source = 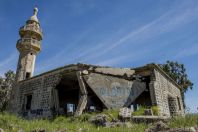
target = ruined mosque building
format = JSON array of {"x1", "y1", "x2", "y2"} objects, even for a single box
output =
[{"x1": 9, "y1": 8, "x2": 184, "y2": 118}]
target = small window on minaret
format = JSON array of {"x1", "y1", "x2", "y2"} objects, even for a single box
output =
[{"x1": 26, "y1": 72, "x2": 31, "y2": 79}]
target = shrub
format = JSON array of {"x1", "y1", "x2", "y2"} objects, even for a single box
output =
[
  {"x1": 132, "y1": 106, "x2": 159, "y2": 116},
  {"x1": 132, "y1": 106, "x2": 145, "y2": 116},
  {"x1": 53, "y1": 116, "x2": 68, "y2": 124},
  {"x1": 101, "y1": 109, "x2": 119, "y2": 120},
  {"x1": 76, "y1": 113, "x2": 93, "y2": 122},
  {"x1": 151, "y1": 106, "x2": 159, "y2": 115}
]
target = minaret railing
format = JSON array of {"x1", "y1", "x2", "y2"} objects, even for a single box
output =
[
  {"x1": 17, "y1": 38, "x2": 41, "y2": 48},
  {"x1": 20, "y1": 25, "x2": 42, "y2": 36}
]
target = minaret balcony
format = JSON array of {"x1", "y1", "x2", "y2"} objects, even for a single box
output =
[
  {"x1": 16, "y1": 38, "x2": 41, "y2": 52},
  {"x1": 19, "y1": 25, "x2": 43, "y2": 39}
]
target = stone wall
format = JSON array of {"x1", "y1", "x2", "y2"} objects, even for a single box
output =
[
  {"x1": 10, "y1": 70, "x2": 62, "y2": 118},
  {"x1": 151, "y1": 69, "x2": 184, "y2": 116},
  {"x1": 16, "y1": 52, "x2": 36, "y2": 82}
]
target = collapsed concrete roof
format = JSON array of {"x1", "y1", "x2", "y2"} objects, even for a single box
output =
[
  {"x1": 20, "y1": 63, "x2": 171, "y2": 85},
  {"x1": 19, "y1": 63, "x2": 180, "y2": 90}
]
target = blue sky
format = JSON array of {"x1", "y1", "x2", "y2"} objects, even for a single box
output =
[{"x1": 0, "y1": 0, "x2": 198, "y2": 112}]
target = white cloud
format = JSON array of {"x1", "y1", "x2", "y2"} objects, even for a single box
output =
[
  {"x1": 174, "y1": 44, "x2": 198, "y2": 59},
  {"x1": 95, "y1": 47, "x2": 151, "y2": 66},
  {"x1": 35, "y1": 3, "x2": 198, "y2": 73},
  {"x1": 0, "y1": 52, "x2": 17, "y2": 75},
  {"x1": 35, "y1": 27, "x2": 96, "y2": 74},
  {"x1": 76, "y1": 4, "x2": 198, "y2": 63},
  {"x1": 116, "y1": 9, "x2": 195, "y2": 51}
]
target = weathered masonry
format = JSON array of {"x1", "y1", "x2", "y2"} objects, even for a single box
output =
[
  {"x1": 9, "y1": 8, "x2": 184, "y2": 118},
  {"x1": 10, "y1": 63, "x2": 184, "y2": 118}
]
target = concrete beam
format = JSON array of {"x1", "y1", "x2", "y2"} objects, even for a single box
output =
[
  {"x1": 94, "y1": 67, "x2": 135, "y2": 77},
  {"x1": 75, "y1": 71, "x2": 88, "y2": 116}
]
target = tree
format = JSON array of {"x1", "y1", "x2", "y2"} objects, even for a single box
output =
[
  {"x1": 159, "y1": 61, "x2": 193, "y2": 108},
  {"x1": 0, "y1": 70, "x2": 15, "y2": 112}
]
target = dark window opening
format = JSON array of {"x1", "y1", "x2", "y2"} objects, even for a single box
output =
[
  {"x1": 177, "y1": 97, "x2": 181, "y2": 110},
  {"x1": 168, "y1": 96, "x2": 177, "y2": 116},
  {"x1": 26, "y1": 72, "x2": 31, "y2": 79},
  {"x1": 26, "y1": 95, "x2": 32, "y2": 110},
  {"x1": 30, "y1": 53, "x2": 33, "y2": 55}
]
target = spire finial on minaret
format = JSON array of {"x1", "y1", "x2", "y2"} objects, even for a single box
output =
[
  {"x1": 29, "y1": 6, "x2": 39, "y2": 22},
  {"x1": 34, "y1": 7, "x2": 38, "y2": 16}
]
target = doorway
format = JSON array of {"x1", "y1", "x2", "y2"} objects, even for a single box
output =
[{"x1": 55, "y1": 72, "x2": 80, "y2": 115}]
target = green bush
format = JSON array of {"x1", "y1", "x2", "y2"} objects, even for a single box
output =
[
  {"x1": 53, "y1": 115, "x2": 69, "y2": 124},
  {"x1": 132, "y1": 106, "x2": 159, "y2": 116},
  {"x1": 75, "y1": 112, "x2": 93, "y2": 122},
  {"x1": 132, "y1": 106, "x2": 145, "y2": 116},
  {"x1": 151, "y1": 106, "x2": 159, "y2": 115},
  {"x1": 101, "y1": 109, "x2": 119, "y2": 120}
]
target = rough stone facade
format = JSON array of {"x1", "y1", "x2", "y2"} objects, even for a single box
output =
[
  {"x1": 9, "y1": 64, "x2": 184, "y2": 118},
  {"x1": 9, "y1": 8, "x2": 184, "y2": 118},
  {"x1": 136, "y1": 65, "x2": 184, "y2": 117},
  {"x1": 152, "y1": 69, "x2": 184, "y2": 116}
]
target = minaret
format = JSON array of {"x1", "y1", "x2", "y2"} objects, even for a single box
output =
[{"x1": 16, "y1": 7, "x2": 43, "y2": 82}]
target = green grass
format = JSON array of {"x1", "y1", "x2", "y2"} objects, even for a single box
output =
[
  {"x1": 0, "y1": 112, "x2": 147, "y2": 132},
  {"x1": 132, "y1": 106, "x2": 159, "y2": 116},
  {"x1": 0, "y1": 112, "x2": 197, "y2": 132},
  {"x1": 151, "y1": 106, "x2": 159, "y2": 116},
  {"x1": 168, "y1": 114, "x2": 198, "y2": 128},
  {"x1": 101, "y1": 109, "x2": 119, "y2": 121},
  {"x1": 132, "y1": 107, "x2": 145, "y2": 116}
]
